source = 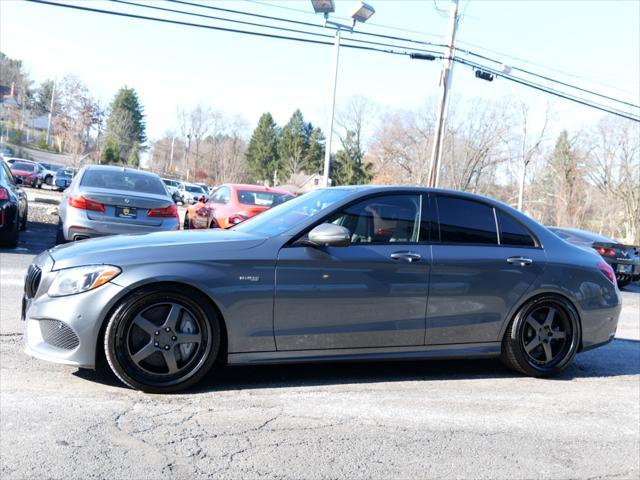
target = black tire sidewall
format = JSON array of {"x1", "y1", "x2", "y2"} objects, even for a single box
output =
[{"x1": 104, "y1": 286, "x2": 221, "y2": 393}]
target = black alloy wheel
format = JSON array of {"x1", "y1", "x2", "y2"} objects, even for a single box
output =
[
  {"x1": 104, "y1": 286, "x2": 221, "y2": 393},
  {"x1": 501, "y1": 295, "x2": 580, "y2": 377}
]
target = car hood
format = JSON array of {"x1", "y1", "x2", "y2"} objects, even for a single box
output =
[{"x1": 49, "y1": 229, "x2": 267, "y2": 270}]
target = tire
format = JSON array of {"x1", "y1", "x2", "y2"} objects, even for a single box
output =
[
  {"x1": 36, "y1": 180, "x2": 42, "y2": 189},
  {"x1": 617, "y1": 278, "x2": 630, "y2": 289},
  {"x1": 501, "y1": 295, "x2": 580, "y2": 377},
  {"x1": 45, "y1": 175, "x2": 53, "y2": 186},
  {"x1": 0, "y1": 214, "x2": 19, "y2": 248},
  {"x1": 183, "y1": 213, "x2": 190, "y2": 230},
  {"x1": 55, "y1": 218, "x2": 66, "y2": 245},
  {"x1": 19, "y1": 206, "x2": 27, "y2": 231},
  {"x1": 104, "y1": 285, "x2": 221, "y2": 393}
]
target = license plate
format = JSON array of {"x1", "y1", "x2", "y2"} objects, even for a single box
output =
[
  {"x1": 616, "y1": 264, "x2": 632, "y2": 274},
  {"x1": 116, "y1": 206, "x2": 137, "y2": 218}
]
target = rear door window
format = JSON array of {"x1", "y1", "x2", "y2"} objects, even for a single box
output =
[
  {"x1": 496, "y1": 210, "x2": 536, "y2": 247},
  {"x1": 435, "y1": 196, "x2": 498, "y2": 245}
]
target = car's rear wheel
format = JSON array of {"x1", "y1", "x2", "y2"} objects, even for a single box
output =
[
  {"x1": 55, "y1": 218, "x2": 66, "y2": 244},
  {"x1": 501, "y1": 295, "x2": 580, "y2": 377},
  {"x1": 0, "y1": 214, "x2": 19, "y2": 248},
  {"x1": 183, "y1": 213, "x2": 190, "y2": 230},
  {"x1": 104, "y1": 286, "x2": 221, "y2": 393},
  {"x1": 19, "y1": 206, "x2": 27, "y2": 231}
]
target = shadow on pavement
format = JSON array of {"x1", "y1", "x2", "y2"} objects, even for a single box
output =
[
  {"x1": 74, "y1": 337, "x2": 640, "y2": 394},
  {"x1": 0, "y1": 221, "x2": 56, "y2": 256}
]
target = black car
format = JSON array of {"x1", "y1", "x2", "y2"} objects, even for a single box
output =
[
  {"x1": 0, "y1": 160, "x2": 28, "y2": 248},
  {"x1": 549, "y1": 227, "x2": 640, "y2": 287},
  {"x1": 53, "y1": 167, "x2": 76, "y2": 191}
]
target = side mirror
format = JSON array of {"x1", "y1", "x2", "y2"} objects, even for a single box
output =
[
  {"x1": 14, "y1": 176, "x2": 23, "y2": 185},
  {"x1": 307, "y1": 223, "x2": 351, "y2": 247},
  {"x1": 197, "y1": 195, "x2": 208, "y2": 203}
]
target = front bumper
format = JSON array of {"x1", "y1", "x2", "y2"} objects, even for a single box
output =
[{"x1": 23, "y1": 267, "x2": 126, "y2": 368}]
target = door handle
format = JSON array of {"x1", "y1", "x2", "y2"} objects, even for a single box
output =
[
  {"x1": 507, "y1": 256, "x2": 533, "y2": 266},
  {"x1": 390, "y1": 251, "x2": 422, "y2": 263}
]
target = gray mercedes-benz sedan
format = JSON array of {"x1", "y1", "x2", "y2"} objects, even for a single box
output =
[
  {"x1": 23, "y1": 186, "x2": 621, "y2": 392},
  {"x1": 56, "y1": 165, "x2": 179, "y2": 242}
]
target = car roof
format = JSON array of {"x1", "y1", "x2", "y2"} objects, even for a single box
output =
[
  {"x1": 224, "y1": 183, "x2": 295, "y2": 194},
  {"x1": 82, "y1": 164, "x2": 159, "y2": 178}
]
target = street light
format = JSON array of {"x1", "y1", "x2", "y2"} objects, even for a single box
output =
[{"x1": 311, "y1": 1, "x2": 375, "y2": 187}]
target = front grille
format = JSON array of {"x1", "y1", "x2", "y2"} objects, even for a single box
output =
[
  {"x1": 24, "y1": 265, "x2": 42, "y2": 299},
  {"x1": 39, "y1": 320, "x2": 80, "y2": 350}
]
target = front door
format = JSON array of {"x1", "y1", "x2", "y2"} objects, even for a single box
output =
[{"x1": 274, "y1": 194, "x2": 430, "y2": 351}]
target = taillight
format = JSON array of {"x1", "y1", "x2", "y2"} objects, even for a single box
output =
[
  {"x1": 195, "y1": 207, "x2": 212, "y2": 217},
  {"x1": 597, "y1": 261, "x2": 617, "y2": 286},
  {"x1": 147, "y1": 204, "x2": 179, "y2": 218},
  {"x1": 595, "y1": 247, "x2": 616, "y2": 256},
  {"x1": 229, "y1": 214, "x2": 248, "y2": 225},
  {"x1": 0, "y1": 187, "x2": 8, "y2": 200},
  {"x1": 69, "y1": 196, "x2": 105, "y2": 212}
]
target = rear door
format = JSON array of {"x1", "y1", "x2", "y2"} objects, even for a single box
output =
[
  {"x1": 426, "y1": 194, "x2": 546, "y2": 345},
  {"x1": 274, "y1": 193, "x2": 430, "y2": 350}
]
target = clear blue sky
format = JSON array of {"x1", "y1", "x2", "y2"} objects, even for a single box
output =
[{"x1": 1, "y1": 0, "x2": 639, "y2": 141}]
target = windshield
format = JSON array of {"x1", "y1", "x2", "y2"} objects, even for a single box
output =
[
  {"x1": 42, "y1": 163, "x2": 63, "y2": 171},
  {"x1": 233, "y1": 188, "x2": 354, "y2": 237},
  {"x1": 81, "y1": 169, "x2": 166, "y2": 195},
  {"x1": 238, "y1": 190, "x2": 294, "y2": 207},
  {"x1": 12, "y1": 162, "x2": 35, "y2": 172},
  {"x1": 163, "y1": 179, "x2": 179, "y2": 187},
  {"x1": 185, "y1": 185, "x2": 205, "y2": 194}
]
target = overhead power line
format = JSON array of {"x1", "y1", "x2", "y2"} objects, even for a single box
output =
[
  {"x1": 24, "y1": 0, "x2": 640, "y2": 123},
  {"x1": 25, "y1": 0, "x2": 410, "y2": 56},
  {"x1": 109, "y1": 0, "x2": 443, "y2": 58},
  {"x1": 455, "y1": 58, "x2": 640, "y2": 123}
]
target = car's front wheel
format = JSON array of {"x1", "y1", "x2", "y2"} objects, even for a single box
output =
[
  {"x1": 501, "y1": 295, "x2": 580, "y2": 377},
  {"x1": 104, "y1": 286, "x2": 221, "y2": 393}
]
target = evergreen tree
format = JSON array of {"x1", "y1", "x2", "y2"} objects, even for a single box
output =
[
  {"x1": 331, "y1": 130, "x2": 373, "y2": 186},
  {"x1": 278, "y1": 109, "x2": 308, "y2": 177},
  {"x1": 246, "y1": 112, "x2": 280, "y2": 183},
  {"x1": 101, "y1": 87, "x2": 146, "y2": 165},
  {"x1": 303, "y1": 127, "x2": 325, "y2": 174}
]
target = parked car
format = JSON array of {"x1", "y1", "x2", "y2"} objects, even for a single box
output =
[
  {"x1": 56, "y1": 165, "x2": 179, "y2": 243},
  {"x1": 38, "y1": 162, "x2": 65, "y2": 186},
  {"x1": 8, "y1": 159, "x2": 44, "y2": 188},
  {"x1": 208, "y1": 183, "x2": 294, "y2": 228},
  {"x1": 178, "y1": 183, "x2": 207, "y2": 205},
  {"x1": 53, "y1": 167, "x2": 76, "y2": 191},
  {"x1": 23, "y1": 186, "x2": 621, "y2": 393},
  {"x1": 0, "y1": 160, "x2": 28, "y2": 247},
  {"x1": 548, "y1": 227, "x2": 639, "y2": 287},
  {"x1": 161, "y1": 178, "x2": 183, "y2": 204},
  {"x1": 183, "y1": 194, "x2": 217, "y2": 229}
]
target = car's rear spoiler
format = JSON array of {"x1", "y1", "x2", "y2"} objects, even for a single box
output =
[{"x1": 593, "y1": 241, "x2": 640, "y2": 251}]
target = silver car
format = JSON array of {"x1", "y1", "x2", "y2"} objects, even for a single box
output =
[
  {"x1": 56, "y1": 165, "x2": 179, "y2": 242},
  {"x1": 24, "y1": 186, "x2": 621, "y2": 393}
]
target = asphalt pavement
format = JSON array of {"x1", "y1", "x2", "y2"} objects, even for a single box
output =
[{"x1": 0, "y1": 192, "x2": 638, "y2": 479}]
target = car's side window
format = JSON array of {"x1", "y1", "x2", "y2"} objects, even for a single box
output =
[
  {"x1": 496, "y1": 210, "x2": 536, "y2": 247},
  {"x1": 211, "y1": 187, "x2": 230, "y2": 204},
  {"x1": 1, "y1": 163, "x2": 16, "y2": 186},
  {"x1": 328, "y1": 195, "x2": 421, "y2": 244},
  {"x1": 434, "y1": 196, "x2": 498, "y2": 245}
]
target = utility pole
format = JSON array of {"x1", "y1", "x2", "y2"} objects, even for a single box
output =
[
  {"x1": 322, "y1": 27, "x2": 342, "y2": 188},
  {"x1": 168, "y1": 135, "x2": 175, "y2": 173},
  {"x1": 428, "y1": 0, "x2": 459, "y2": 188},
  {"x1": 46, "y1": 77, "x2": 57, "y2": 146}
]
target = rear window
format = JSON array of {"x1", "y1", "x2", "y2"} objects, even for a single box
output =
[
  {"x1": 435, "y1": 196, "x2": 498, "y2": 245},
  {"x1": 80, "y1": 169, "x2": 166, "y2": 195},
  {"x1": 185, "y1": 185, "x2": 205, "y2": 194},
  {"x1": 163, "y1": 179, "x2": 179, "y2": 187},
  {"x1": 238, "y1": 190, "x2": 294, "y2": 207},
  {"x1": 12, "y1": 162, "x2": 35, "y2": 172}
]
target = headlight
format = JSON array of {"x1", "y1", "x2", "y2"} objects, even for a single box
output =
[{"x1": 48, "y1": 265, "x2": 121, "y2": 297}]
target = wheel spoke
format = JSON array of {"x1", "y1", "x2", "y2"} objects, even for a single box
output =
[
  {"x1": 133, "y1": 314, "x2": 159, "y2": 336},
  {"x1": 525, "y1": 337, "x2": 541, "y2": 353},
  {"x1": 162, "y1": 349, "x2": 179, "y2": 374},
  {"x1": 526, "y1": 315, "x2": 543, "y2": 331},
  {"x1": 131, "y1": 341, "x2": 156, "y2": 364},
  {"x1": 543, "y1": 308, "x2": 556, "y2": 327},
  {"x1": 175, "y1": 333, "x2": 201, "y2": 344},
  {"x1": 163, "y1": 304, "x2": 181, "y2": 330},
  {"x1": 542, "y1": 342, "x2": 553, "y2": 362}
]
